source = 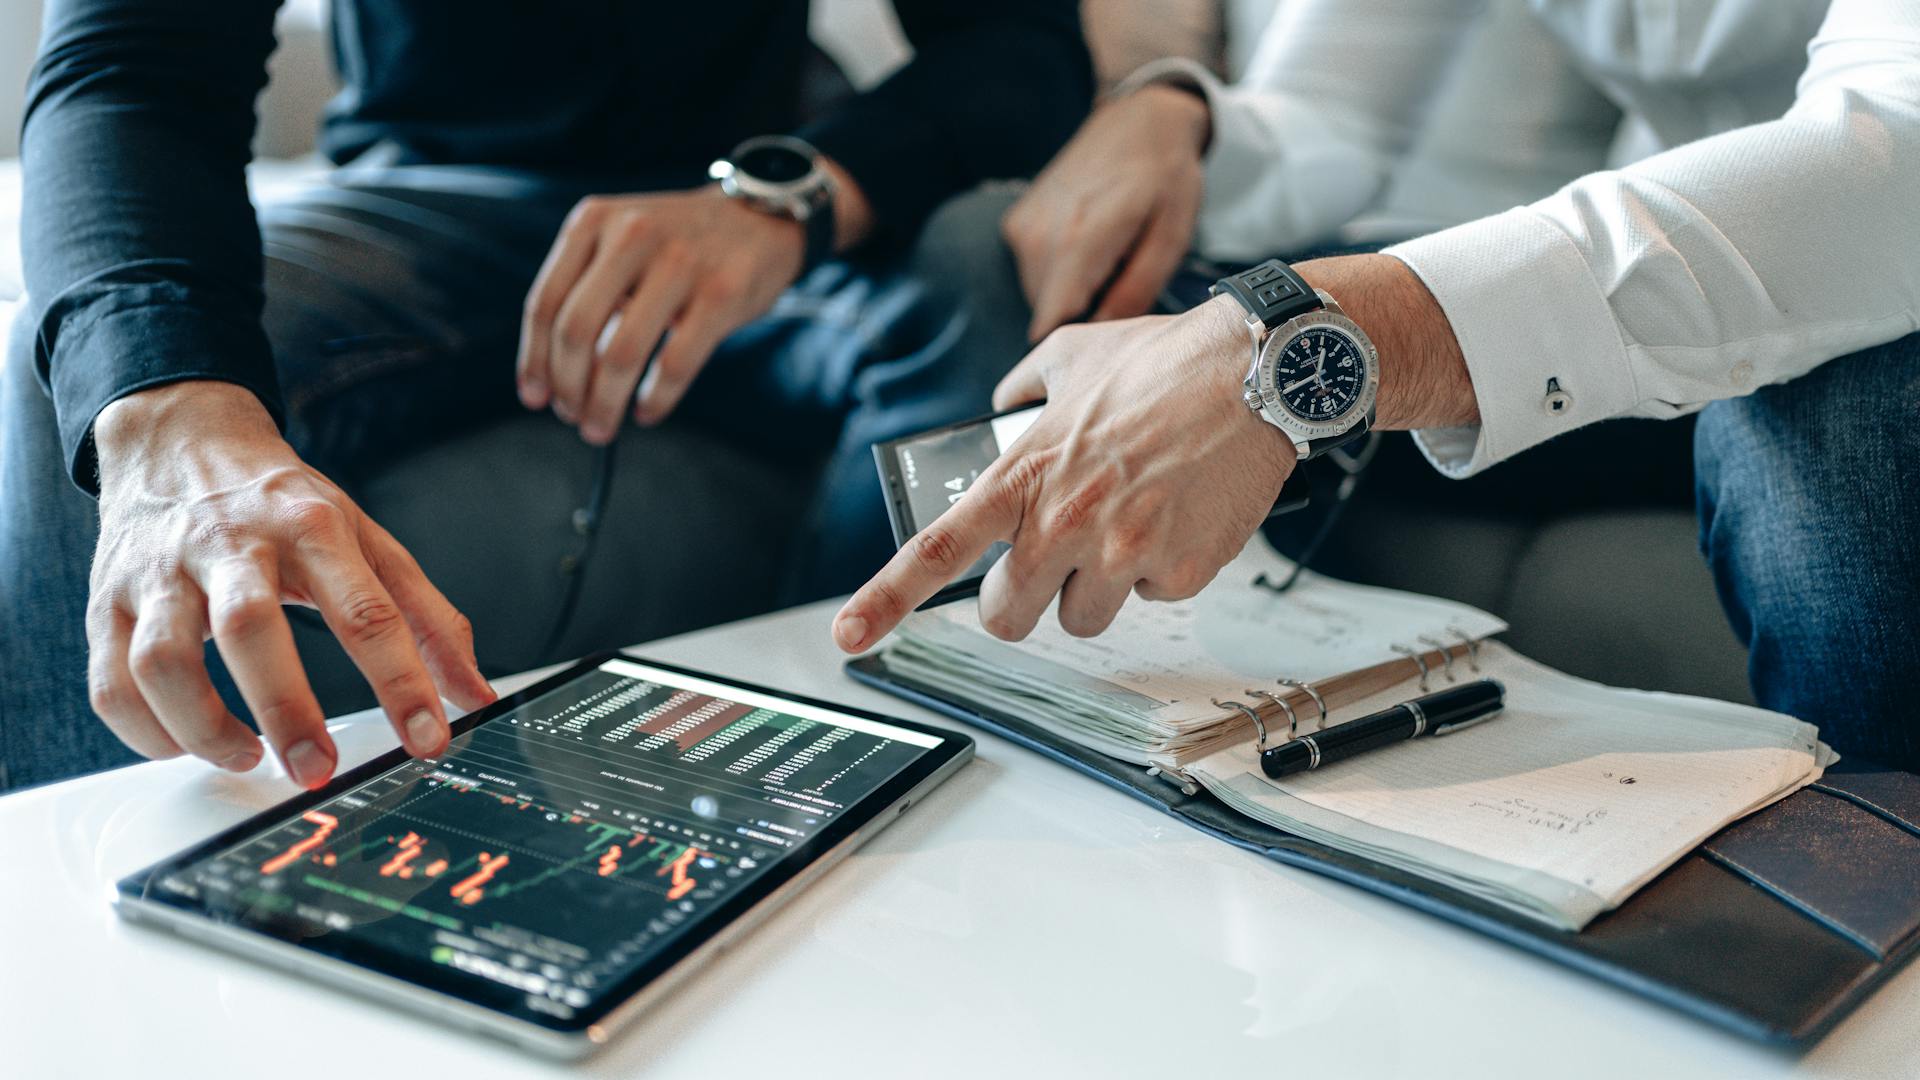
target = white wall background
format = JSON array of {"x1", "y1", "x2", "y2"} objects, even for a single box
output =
[{"x1": 2, "y1": 2, "x2": 43, "y2": 159}]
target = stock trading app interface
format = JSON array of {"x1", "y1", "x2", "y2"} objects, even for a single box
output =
[{"x1": 145, "y1": 659, "x2": 942, "y2": 1025}]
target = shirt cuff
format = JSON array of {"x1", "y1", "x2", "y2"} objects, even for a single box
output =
[
  {"x1": 1382, "y1": 207, "x2": 1634, "y2": 478},
  {"x1": 1113, "y1": 58, "x2": 1290, "y2": 261},
  {"x1": 37, "y1": 297, "x2": 283, "y2": 494}
]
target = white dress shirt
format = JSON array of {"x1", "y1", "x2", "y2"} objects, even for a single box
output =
[{"x1": 1126, "y1": 0, "x2": 1920, "y2": 477}]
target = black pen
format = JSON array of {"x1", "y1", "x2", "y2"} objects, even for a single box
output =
[{"x1": 1260, "y1": 678, "x2": 1507, "y2": 778}]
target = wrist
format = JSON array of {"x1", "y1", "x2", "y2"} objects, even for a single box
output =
[
  {"x1": 1130, "y1": 83, "x2": 1212, "y2": 158},
  {"x1": 1197, "y1": 294, "x2": 1299, "y2": 471},
  {"x1": 1295, "y1": 254, "x2": 1477, "y2": 431},
  {"x1": 817, "y1": 156, "x2": 874, "y2": 253},
  {"x1": 95, "y1": 380, "x2": 280, "y2": 465}
]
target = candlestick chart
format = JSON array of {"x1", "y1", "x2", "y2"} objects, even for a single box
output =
[{"x1": 155, "y1": 660, "x2": 935, "y2": 1017}]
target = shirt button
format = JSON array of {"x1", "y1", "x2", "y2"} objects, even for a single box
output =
[{"x1": 1543, "y1": 377, "x2": 1573, "y2": 417}]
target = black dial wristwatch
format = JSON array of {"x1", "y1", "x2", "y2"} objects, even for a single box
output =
[
  {"x1": 709, "y1": 135, "x2": 837, "y2": 275},
  {"x1": 1211, "y1": 259, "x2": 1379, "y2": 460}
]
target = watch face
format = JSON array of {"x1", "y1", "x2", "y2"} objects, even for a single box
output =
[
  {"x1": 1271, "y1": 327, "x2": 1366, "y2": 423},
  {"x1": 734, "y1": 143, "x2": 813, "y2": 184}
]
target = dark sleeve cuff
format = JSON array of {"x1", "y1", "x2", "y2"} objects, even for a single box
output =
[
  {"x1": 799, "y1": 8, "x2": 1091, "y2": 246},
  {"x1": 802, "y1": 94, "x2": 960, "y2": 247},
  {"x1": 37, "y1": 295, "x2": 283, "y2": 495}
]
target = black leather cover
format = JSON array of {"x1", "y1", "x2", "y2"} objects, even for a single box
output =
[{"x1": 847, "y1": 654, "x2": 1920, "y2": 1047}]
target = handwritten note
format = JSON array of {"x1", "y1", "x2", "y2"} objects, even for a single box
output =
[{"x1": 1190, "y1": 643, "x2": 1826, "y2": 928}]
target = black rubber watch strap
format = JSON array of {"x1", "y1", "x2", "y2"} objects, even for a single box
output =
[
  {"x1": 1210, "y1": 259, "x2": 1322, "y2": 331},
  {"x1": 801, "y1": 192, "x2": 835, "y2": 276},
  {"x1": 1304, "y1": 415, "x2": 1373, "y2": 459}
]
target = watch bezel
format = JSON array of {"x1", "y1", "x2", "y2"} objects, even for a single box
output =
[
  {"x1": 708, "y1": 135, "x2": 830, "y2": 222},
  {"x1": 1251, "y1": 310, "x2": 1380, "y2": 442}
]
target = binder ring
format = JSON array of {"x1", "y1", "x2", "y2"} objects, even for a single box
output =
[
  {"x1": 1246, "y1": 689, "x2": 1298, "y2": 741},
  {"x1": 1277, "y1": 678, "x2": 1328, "y2": 730},
  {"x1": 1392, "y1": 643, "x2": 1433, "y2": 692},
  {"x1": 1448, "y1": 627, "x2": 1482, "y2": 673},
  {"x1": 1418, "y1": 635, "x2": 1456, "y2": 682},
  {"x1": 1213, "y1": 698, "x2": 1269, "y2": 751}
]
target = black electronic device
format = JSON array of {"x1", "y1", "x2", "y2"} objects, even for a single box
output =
[{"x1": 114, "y1": 653, "x2": 972, "y2": 1059}]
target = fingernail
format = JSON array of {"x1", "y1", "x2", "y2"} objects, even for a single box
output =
[
  {"x1": 406, "y1": 709, "x2": 446, "y2": 753},
  {"x1": 836, "y1": 614, "x2": 868, "y2": 652},
  {"x1": 284, "y1": 740, "x2": 332, "y2": 789},
  {"x1": 519, "y1": 380, "x2": 546, "y2": 407},
  {"x1": 553, "y1": 401, "x2": 575, "y2": 423},
  {"x1": 219, "y1": 747, "x2": 262, "y2": 772},
  {"x1": 582, "y1": 423, "x2": 610, "y2": 444}
]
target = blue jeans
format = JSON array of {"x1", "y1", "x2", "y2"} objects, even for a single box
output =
[
  {"x1": 0, "y1": 172, "x2": 1022, "y2": 792},
  {"x1": 1696, "y1": 334, "x2": 1920, "y2": 772}
]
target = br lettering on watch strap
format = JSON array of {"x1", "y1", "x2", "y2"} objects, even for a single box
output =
[{"x1": 1210, "y1": 260, "x2": 1321, "y2": 330}]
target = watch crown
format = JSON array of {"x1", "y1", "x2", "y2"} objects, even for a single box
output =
[{"x1": 1243, "y1": 388, "x2": 1264, "y2": 412}]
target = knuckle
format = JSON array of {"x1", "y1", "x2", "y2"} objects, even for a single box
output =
[
  {"x1": 557, "y1": 313, "x2": 599, "y2": 351},
  {"x1": 283, "y1": 498, "x2": 349, "y2": 541},
  {"x1": 87, "y1": 673, "x2": 128, "y2": 719},
  {"x1": 1046, "y1": 487, "x2": 1102, "y2": 537},
  {"x1": 523, "y1": 289, "x2": 560, "y2": 325},
  {"x1": 210, "y1": 589, "x2": 280, "y2": 640},
  {"x1": 702, "y1": 270, "x2": 745, "y2": 305},
  {"x1": 1161, "y1": 559, "x2": 1214, "y2": 599},
  {"x1": 910, "y1": 527, "x2": 966, "y2": 575},
  {"x1": 378, "y1": 665, "x2": 433, "y2": 704},
  {"x1": 128, "y1": 634, "x2": 192, "y2": 682},
  {"x1": 614, "y1": 211, "x2": 653, "y2": 246},
  {"x1": 1105, "y1": 521, "x2": 1155, "y2": 564},
  {"x1": 979, "y1": 611, "x2": 1023, "y2": 642},
  {"x1": 568, "y1": 196, "x2": 608, "y2": 227},
  {"x1": 866, "y1": 580, "x2": 908, "y2": 622},
  {"x1": 1059, "y1": 607, "x2": 1107, "y2": 639},
  {"x1": 251, "y1": 695, "x2": 317, "y2": 736},
  {"x1": 337, "y1": 589, "x2": 407, "y2": 646}
]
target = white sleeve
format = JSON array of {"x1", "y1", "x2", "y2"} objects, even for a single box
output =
[
  {"x1": 1387, "y1": 0, "x2": 1920, "y2": 477},
  {"x1": 1116, "y1": 0, "x2": 1487, "y2": 262}
]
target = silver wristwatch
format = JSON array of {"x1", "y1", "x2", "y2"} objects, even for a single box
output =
[
  {"x1": 708, "y1": 135, "x2": 837, "y2": 274},
  {"x1": 1211, "y1": 259, "x2": 1379, "y2": 460}
]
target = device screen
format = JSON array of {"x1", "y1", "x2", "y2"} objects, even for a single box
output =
[
  {"x1": 873, "y1": 405, "x2": 1041, "y2": 600},
  {"x1": 124, "y1": 657, "x2": 948, "y2": 1030}
]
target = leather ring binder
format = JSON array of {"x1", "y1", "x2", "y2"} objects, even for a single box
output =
[
  {"x1": 1277, "y1": 678, "x2": 1328, "y2": 730},
  {"x1": 1392, "y1": 644, "x2": 1432, "y2": 692},
  {"x1": 1418, "y1": 635, "x2": 1457, "y2": 682},
  {"x1": 1214, "y1": 698, "x2": 1270, "y2": 750},
  {"x1": 1246, "y1": 689, "x2": 1297, "y2": 740},
  {"x1": 1448, "y1": 627, "x2": 1482, "y2": 672}
]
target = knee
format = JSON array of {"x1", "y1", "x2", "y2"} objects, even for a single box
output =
[
  {"x1": 1695, "y1": 338, "x2": 1920, "y2": 760},
  {"x1": 1696, "y1": 338, "x2": 1920, "y2": 582}
]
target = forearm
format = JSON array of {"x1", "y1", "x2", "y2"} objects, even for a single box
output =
[
  {"x1": 1297, "y1": 254, "x2": 1477, "y2": 431},
  {"x1": 1379, "y1": 0, "x2": 1920, "y2": 477},
  {"x1": 23, "y1": 0, "x2": 282, "y2": 492},
  {"x1": 801, "y1": 0, "x2": 1091, "y2": 244}
]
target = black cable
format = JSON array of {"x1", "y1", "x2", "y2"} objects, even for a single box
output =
[
  {"x1": 1254, "y1": 431, "x2": 1381, "y2": 594},
  {"x1": 539, "y1": 440, "x2": 619, "y2": 660}
]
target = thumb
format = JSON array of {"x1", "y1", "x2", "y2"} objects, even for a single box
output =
[{"x1": 992, "y1": 349, "x2": 1049, "y2": 412}]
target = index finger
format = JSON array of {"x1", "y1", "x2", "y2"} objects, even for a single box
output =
[
  {"x1": 518, "y1": 204, "x2": 604, "y2": 409},
  {"x1": 201, "y1": 557, "x2": 336, "y2": 789},
  {"x1": 832, "y1": 461, "x2": 1030, "y2": 652}
]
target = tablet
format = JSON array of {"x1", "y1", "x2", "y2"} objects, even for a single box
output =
[{"x1": 114, "y1": 653, "x2": 973, "y2": 1059}]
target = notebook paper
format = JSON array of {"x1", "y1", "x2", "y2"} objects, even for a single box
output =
[
  {"x1": 1188, "y1": 643, "x2": 1829, "y2": 929},
  {"x1": 889, "y1": 539, "x2": 1507, "y2": 760}
]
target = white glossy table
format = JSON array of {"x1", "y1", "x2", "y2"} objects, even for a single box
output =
[{"x1": 4, "y1": 600, "x2": 1915, "y2": 1078}]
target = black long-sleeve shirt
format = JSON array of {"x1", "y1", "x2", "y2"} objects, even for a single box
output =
[{"x1": 22, "y1": 0, "x2": 1091, "y2": 492}]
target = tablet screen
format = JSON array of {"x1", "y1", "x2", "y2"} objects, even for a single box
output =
[{"x1": 126, "y1": 657, "x2": 953, "y2": 1031}]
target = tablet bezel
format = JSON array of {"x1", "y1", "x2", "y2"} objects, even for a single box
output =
[{"x1": 114, "y1": 650, "x2": 972, "y2": 1049}]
